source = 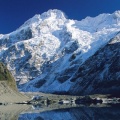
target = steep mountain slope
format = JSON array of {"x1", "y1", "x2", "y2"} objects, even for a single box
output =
[
  {"x1": 0, "y1": 63, "x2": 29, "y2": 103},
  {"x1": 69, "y1": 33, "x2": 120, "y2": 95},
  {"x1": 0, "y1": 9, "x2": 120, "y2": 95},
  {"x1": 23, "y1": 32, "x2": 120, "y2": 95}
]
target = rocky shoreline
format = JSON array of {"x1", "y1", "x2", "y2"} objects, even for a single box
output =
[{"x1": 13, "y1": 93, "x2": 120, "y2": 107}]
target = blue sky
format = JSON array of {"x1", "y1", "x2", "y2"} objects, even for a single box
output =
[{"x1": 0, "y1": 0, "x2": 120, "y2": 34}]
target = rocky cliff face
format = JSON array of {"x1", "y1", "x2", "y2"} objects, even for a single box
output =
[
  {"x1": 0, "y1": 9, "x2": 120, "y2": 95},
  {"x1": 0, "y1": 62, "x2": 17, "y2": 90},
  {"x1": 0, "y1": 63, "x2": 29, "y2": 103}
]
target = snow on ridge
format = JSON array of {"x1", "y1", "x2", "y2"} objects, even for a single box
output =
[
  {"x1": 0, "y1": 34, "x2": 4, "y2": 39},
  {"x1": 5, "y1": 9, "x2": 120, "y2": 40},
  {"x1": 75, "y1": 11, "x2": 120, "y2": 33}
]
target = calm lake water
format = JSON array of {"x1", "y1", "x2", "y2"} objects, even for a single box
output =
[{"x1": 1, "y1": 104, "x2": 120, "y2": 120}]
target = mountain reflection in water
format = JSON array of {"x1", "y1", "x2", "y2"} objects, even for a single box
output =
[{"x1": 1, "y1": 104, "x2": 120, "y2": 120}]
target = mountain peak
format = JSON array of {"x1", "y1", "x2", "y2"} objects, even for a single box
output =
[
  {"x1": 112, "y1": 10, "x2": 120, "y2": 19},
  {"x1": 41, "y1": 9, "x2": 66, "y2": 20},
  {"x1": 19, "y1": 9, "x2": 66, "y2": 30}
]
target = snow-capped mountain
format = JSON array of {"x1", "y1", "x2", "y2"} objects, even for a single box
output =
[{"x1": 0, "y1": 9, "x2": 120, "y2": 95}]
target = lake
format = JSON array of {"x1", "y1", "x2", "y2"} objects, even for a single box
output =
[{"x1": 0, "y1": 104, "x2": 120, "y2": 120}]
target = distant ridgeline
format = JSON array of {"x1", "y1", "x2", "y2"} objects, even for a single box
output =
[{"x1": 0, "y1": 62, "x2": 17, "y2": 91}]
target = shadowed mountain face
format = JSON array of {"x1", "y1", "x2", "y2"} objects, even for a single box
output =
[{"x1": 68, "y1": 33, "x2": 120, "y2": 95}]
